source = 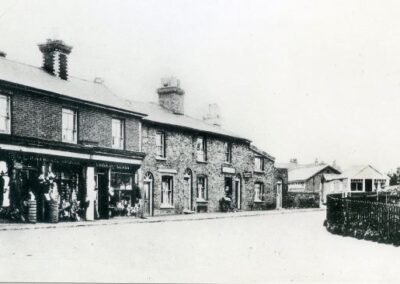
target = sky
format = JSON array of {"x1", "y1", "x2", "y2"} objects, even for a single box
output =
[{"x1": 0, "y1": 0, "x2": 400, "y2": 173}]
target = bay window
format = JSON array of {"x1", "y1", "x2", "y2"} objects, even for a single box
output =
[{"x1": 62, "y1": 108, "x2": 77, "y2": 143}]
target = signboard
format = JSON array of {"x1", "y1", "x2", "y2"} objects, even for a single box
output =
[
  {"x1": 243, "y1": 171, "x2": 252, "y2": 179},
  {"x1": 222, "y1": 166, "x2": 236, "y2": 174}
]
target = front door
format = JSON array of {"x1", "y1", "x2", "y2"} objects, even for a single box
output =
[
  {"x1": 235, "y1": 178, "x2": 241, "y2": 210},
  {"x1": 97, "y1": 172, "x2": 109, "y2": 219},
  {"x1": 144, "y1": 180, "x2": 153, "y2": 216},
  {"x1": 276, "y1": 181, "x2": 282, "y2": 209},
  {"x1": 365, "y1": 179, "x2": 373, "y2": 192}
]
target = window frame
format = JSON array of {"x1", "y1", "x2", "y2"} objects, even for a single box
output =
[
  {"x1": 196, "y1": 136, "x2": 207, "y2": 162},
  {"x1": 225, "y1": 142, "x2": 232, "y2": 163},
  {"x1": 0, "y1": 94, "x2": 11, "y2": 134},
  {"x1": 111, "y1": 118, "x2": 125, "y2": 150},
  {"x1": 155, "y1": 131, "x2": 166, "y2": 158},
  {"x1": 161, "y1": 175, "x2": 174, "y2": 207},
  {"x1": 254, "y1": 156, "x2": 264, "y2": 172},
  {"x1": 61, "y1": 108, "x2": 78, "y2": 143},
  {"x1": 197, "y1": 175, "x2": 208, "y2": 201},
  {"x1": 254, "y1": 182, "x2": 264, "y2": 202}
]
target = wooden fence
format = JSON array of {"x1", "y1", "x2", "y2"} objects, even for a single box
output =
[{"x1": 326, "y1": 195, "x2": 400, "y2": 244}]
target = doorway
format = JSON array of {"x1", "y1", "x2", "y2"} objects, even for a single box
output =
[
  {"x1": 96, "y1": 170, "x2": 109, "y2": 219},
  {"x1": 365, "y1": 179, "x2": 372, "y2": 192},
  {"x1": 225, "y1": 177, "x2": 233, "y2": 198},
  {"x1": 143, "y1": 172, "x2": 154, "y2": 216},
  {"x1": 184, "y1": 168, "x2": 193, "y2": 211},
  {"x1": 234, "y1": 175, "x2": 241, "y2": 210}
]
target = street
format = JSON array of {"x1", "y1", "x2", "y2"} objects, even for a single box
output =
[{"x1": 0, "y1": 210, "x2": 399, "y2": 283}]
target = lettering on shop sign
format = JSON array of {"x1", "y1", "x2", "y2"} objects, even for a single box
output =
[{"x1": 221, "y1": 166, "x2": 236, "y2": 174}]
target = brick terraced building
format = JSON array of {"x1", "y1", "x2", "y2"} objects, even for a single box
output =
[{"x1": 0, "y1": 39, "x2": 282, "y2": 221}]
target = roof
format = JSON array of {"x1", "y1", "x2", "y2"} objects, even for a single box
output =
[
  {"x1": 332, "y1": 165, "x2": 389, "y2": 180},
  {"x1": 288, "y1": 164, "x2": 340, "y2": 182},
  {"x1": 0, "y1": 57, "x2": 145, "y2": 116},
  {"x1": 0, "y1": 57, "x2": 252, "y2": 142},
  {"x1": 249, "y1": 145, "x2": 275, "y2": 161},
  {"x1": 126, "y1": 100, "x2": 250, "y2": 142}
]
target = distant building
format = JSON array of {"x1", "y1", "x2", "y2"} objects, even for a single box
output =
[{"x1": 321, "y1": 165, "x2": 390, "y2": 203}]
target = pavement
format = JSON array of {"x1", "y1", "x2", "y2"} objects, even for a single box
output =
[{"x1": 0, "y1": 207, "x2": 324, "y2": 231}]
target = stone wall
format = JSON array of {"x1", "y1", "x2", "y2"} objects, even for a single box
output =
[{"x1": 140, "y1": 123, "x2": 276, "y2": 215}]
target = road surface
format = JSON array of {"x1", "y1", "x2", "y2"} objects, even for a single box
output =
[{"x1": 0, "y1": 210, "x2": 398, "y2": 283}]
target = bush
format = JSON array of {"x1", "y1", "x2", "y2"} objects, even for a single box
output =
[{"x1": 284, "y1": 192, "x2": 319, "y2": 209}]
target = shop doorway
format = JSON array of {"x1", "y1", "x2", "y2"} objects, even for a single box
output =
[
  {"x1": 143, "y1": 172, "x2": 154, "y2": 216},
  {"x1": 184, "y1": 168, "x2": 193, "y2": 211},
  {"x1": 365, "y1": 179, "x2": 373, "y2": 192},
  {"x1": 234, "y1": 175, "x2": 241, "y2": 210},
  {"x1": 96, "y1": 170, "x2": 109, "y2": 219}
]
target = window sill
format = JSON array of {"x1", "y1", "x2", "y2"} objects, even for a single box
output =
[
  {"x1": 196, "y1": 198, "x2": 208, "y2": 203},
  {"x1": 62, "y1": 140, "x2": 78, "y2": 144},
  {"x1": 253, "y1": 170, "x2": 265, "y2": 174},
  {"x1": 254, "y1": 200, "x2": 264, "y2": 203},
  {"x1": 196, "y1": 160, "x2": 208, "y2": 164},
  {"x1": 160, "y1": 204, "x2": 174, "y2": 209},
  {"x1": 155, "y1": 156, "x2": 167, "y2": 161}
]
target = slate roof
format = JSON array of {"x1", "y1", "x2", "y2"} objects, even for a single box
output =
[
  {"x1": 0, "y1": 57, "x2": 251, "y2": 142},
  {"x1": 0, "y1": 57, "x2": 145, "y2": 116},
  {"x1": 286, "y1": 164, "x2": 341, "y2": 182}
]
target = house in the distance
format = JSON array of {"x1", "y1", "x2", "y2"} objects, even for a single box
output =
[{"x1": 321, "y1": 165, "x2": 390, "y2": 203}]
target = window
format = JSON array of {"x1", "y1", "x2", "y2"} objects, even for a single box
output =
[
  {"x1": 254, "y1": 156, "x2": 264, "y2": 171},
  {"x1": 112, "y1": 119, "x2": 125, "y2": 149},
  {"x1": 0, "y1": 95, "x2": 10, "y2": 134},
  {"x1": 196, "y1": 136, "x2": 207, "y2": 162},
  {"x1": 351, "y1": 179, "x2": 363, "y2": 191},
  {"x1": 161, "y1": 176, "x2": 173, "y2": 206},
  {"x1": 254, "y1": 182, "x2": 264, "y2": 202},
  {"x1": 225, "y1": 142, "x2": 232, "y2": 163},
  {"x1": 197, "y1": 176, "x2": 207, "y2": 200},
  {"x1": 156, "y1": 131, "x2": 166, "y2": 158},
  {"x1": 62, "y1": 108, "x2": 77, "y2": 143}
]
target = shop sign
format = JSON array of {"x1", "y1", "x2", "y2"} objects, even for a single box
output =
[
  {"x1": 221, "y1": 166, "x2": 236, "y2": 174},
  {"x1": 95, "y1": 162, "x2": 133, "y2": 171},
  {"x1": 243, "y1": 171, "x2": 252, "y2": 179}
]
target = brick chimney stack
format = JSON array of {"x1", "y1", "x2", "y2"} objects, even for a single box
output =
[
  {"x1": 203, "y1": 103, "x2": 221, "y2": 127},
  {"x1": 157, "y1": 77, "x2": 185, "y2": 115},
  {"x1": 38, "y1": 39, "x2": 72, "y2": 80}
]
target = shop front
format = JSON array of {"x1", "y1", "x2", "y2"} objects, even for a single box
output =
[{"x1": 0, "y1": 139, "x2": 144, "y2": 223}]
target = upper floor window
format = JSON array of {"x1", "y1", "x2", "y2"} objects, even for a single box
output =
[
  {"x1": 62, "y1": 108, "x2": 77, "y2": 143},
  {"x1": 197, "y1": 176, "x2": 207, "y2": 200},
  {"x1": 254, "y1": 156, "x2": 264, "y2": 171},
  {"x1": 0, "y1": 95, "x2": 11, "y2": 134},
  {"x1": 156, "y1": 131, "x2": 166, "y2": 158},
  {"x1": 196, "y1": 136, "x2": 207, "y2": 162},
  {"x1": 225, "y1": 142, "x2": 232, "y2": 163},
  {"x1": 254, "y1": 182, "x2": 264, "y2": 202},
  {"x1": 112, "y1": 118, "x2": 125, "y2": 149}
]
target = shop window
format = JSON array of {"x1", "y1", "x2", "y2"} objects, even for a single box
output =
[
  {"x1": 196, "y1": 136, "x2": 207, "y2": 162},
  {"x1": 254, "y1": 182, "x2": 264, "y2": 202},
  {"x1": 156, "y1": 131, "x2": 166, "y2": 158},
  {"x1": 254, "y1": 156, "x2": 264, "y2": 171},
  {"x1": 161, "y1": 176, "x2": 173, "y2": 206},
  {"x1": 112, "y1": 119, "x2": 125, "y2": 149},
  {"x1": 197, "y1": 176, "x2": 208, "y2": 201},
  {"x1": 225, "y1": 142, "x2": 232, "y2": 163},
  {"x1": 0, "y1": 94, "x2": 10, "y2": 134},
  {"x1": 62, "y1": 108, "x2": 77, "y2": 143}
]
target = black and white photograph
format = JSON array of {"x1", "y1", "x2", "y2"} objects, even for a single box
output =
[{"x1": 0, "y1": 0, "x2": 400, "y2": 283}]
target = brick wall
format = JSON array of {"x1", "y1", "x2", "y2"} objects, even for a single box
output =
[
  {"x1": 8, "y1": 88, "x2": 141, "y2": 152},
  {"x1": 140, "y1": 123, "x2": 275, "y2": 215}
]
